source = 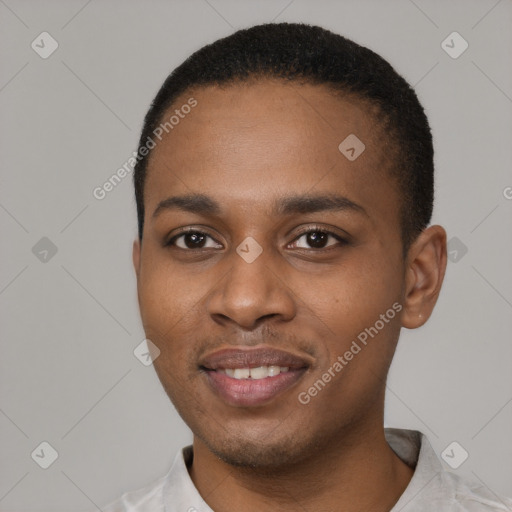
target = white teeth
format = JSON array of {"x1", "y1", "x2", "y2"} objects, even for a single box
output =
[
  {"x1": 249, "y1": 366, "x2": 268, "y2": 379},
  {"x1": 233, "y1": 368, "x2": 250, "y2": 379},
  {"x1": 219, "y1": 366, "x2": 290, "y2": 380},
  {"x1": 267, "y1": 365, "x2": 281, "y2": 376}
]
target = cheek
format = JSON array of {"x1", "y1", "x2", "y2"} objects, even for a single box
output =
[
  {"x1": 302, "y1": 258, "x2": 402, "y2": 334},
  {"x1": 138, "y1": 258, "x2": 198, "y2": 339},
  {"x1": 137, "y1": 257, "x2": 211, "y2": 375}
]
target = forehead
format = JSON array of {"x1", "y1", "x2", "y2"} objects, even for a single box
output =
[
  {"x1": 144, "y1": 79, "x2": 398, "y2": 224},
  {"x1": 152, "y1": 79, "x2": 382, "y2": 162}
]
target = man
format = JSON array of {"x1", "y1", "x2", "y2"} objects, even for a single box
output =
[{"x1": 103, "y1": 23, "x2": 512, "y2": 511}]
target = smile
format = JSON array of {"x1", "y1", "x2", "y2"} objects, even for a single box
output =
[
  {"x1": 198, "y1": 346, "x2": 311, "y2": 407},
  {"x1": 214, "y1": 366, "x2": 290, "y2": 379}
]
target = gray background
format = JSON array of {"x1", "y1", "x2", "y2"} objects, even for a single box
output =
[{"x1": 1, "y1": 0, "x2": 511, "y2": 510}]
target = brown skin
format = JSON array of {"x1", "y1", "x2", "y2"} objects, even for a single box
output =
[{"x1": 132, "y1": 79, "x2": 447, "y2": 512}]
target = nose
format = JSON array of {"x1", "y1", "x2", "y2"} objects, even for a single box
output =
[{"x1": 207, "y1": 247, "x2": 296, "y2": 330}]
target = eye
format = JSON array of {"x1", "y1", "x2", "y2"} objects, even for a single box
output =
[
  {"x1": 166, "y1": 229, "x2": 222, "y2": 250},
  {"x1": 289, "y1": 227, "x2": 347, "y2": 250},
  {"x1": 165, "y1": 226, "x2": 348, "y2": 252}
]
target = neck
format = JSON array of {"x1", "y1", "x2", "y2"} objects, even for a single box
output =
[{"x1": 188, "y1": 419, "x2": 414, "y2": 512}]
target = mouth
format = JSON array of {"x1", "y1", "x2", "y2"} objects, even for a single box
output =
[
  {"x1": 212, "y1": 365, "x2": 292, "y2": 379},
  {"x1": 199, "y1": 346, "x2": 311, "y2": 407}
]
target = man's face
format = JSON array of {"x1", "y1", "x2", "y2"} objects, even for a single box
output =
[{"x1": 134, "y1": 80, "x2": 407, "y2": 467}]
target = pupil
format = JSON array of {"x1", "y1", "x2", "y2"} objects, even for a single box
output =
[
  {"x1": 185, "y1": 233, "x2": 205, "y2": 248},
  {"x1": 308, "y1": 231, "x2": 327, "y2": 248}
]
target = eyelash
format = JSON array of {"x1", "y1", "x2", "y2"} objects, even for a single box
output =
[{"x1": 165, "y1": 225, "x2": 348, "y2": 252}]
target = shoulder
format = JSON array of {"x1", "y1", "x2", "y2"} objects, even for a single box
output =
[
  {"x1": 441, "y1": 471, "x2": 512, "y2": 511},
  {"x1": 91, "y1": 445, "x2": 196, "y2": 512},
  {"x1": 394, "y1": 468, "x2": 512, "y2": 511},
  {"x1": 385, "y1": 428, "x2": 512, "y2": 512},
  {"x1": 96, "y1": 472, "x2": 168, "y2": 512}
]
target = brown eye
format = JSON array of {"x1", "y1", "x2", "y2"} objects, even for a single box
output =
[
  {"x1": 167, "y1": 230, "x2": 222, "y2": 250},
  {"x1": 290, "y1": 229, "x2": 346, "y2": 250}
]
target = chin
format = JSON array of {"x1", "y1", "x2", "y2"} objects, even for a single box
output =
[
  {"x1": 198, "y1": 428, "x2": 321, "y2": 470},
  {"x1": 210, "y1": 440, "x2": 298, "y2": 469}
]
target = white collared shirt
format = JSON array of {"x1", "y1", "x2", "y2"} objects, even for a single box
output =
[{"x1": 98, "y1": 428, "x2": 512, "y2": 511}]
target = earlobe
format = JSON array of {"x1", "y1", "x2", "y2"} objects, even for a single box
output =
[
  {"x1": 401, "y1": 225, "x2": 447, "y2": 329},
  {"x1": 132, "y1": 238, "x2": 141, "y2": 280}
]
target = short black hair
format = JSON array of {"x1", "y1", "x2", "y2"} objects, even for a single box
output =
[{"x1": 133, "y1": 22, "x2": 434, "y2": 250}]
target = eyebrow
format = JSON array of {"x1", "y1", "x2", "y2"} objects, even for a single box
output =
[{"x1": 152, "y1": 193, "x2": 367, "y2": 219}]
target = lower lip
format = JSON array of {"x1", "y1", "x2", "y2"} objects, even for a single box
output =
[{"x1": 203, "y1": 369, "x2": 307, "y2": 407}]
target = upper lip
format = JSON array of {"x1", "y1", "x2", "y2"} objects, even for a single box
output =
[{"x1": 199, "y1": 346, "x2": 311, "y2": 370}]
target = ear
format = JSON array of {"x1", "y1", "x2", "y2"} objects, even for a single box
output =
[
  {"x1": 401, "y1": 225, "x2": 447, "y2": 329},
  {"x1": 132, "y1": 238, "x2": 141, "y2": 281}
]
